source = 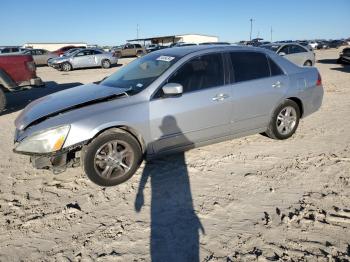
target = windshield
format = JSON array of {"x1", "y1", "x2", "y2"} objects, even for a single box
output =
[
  {"x1": 260, "y1": 45, "x2": 280, "y2": 52},
  {"x1": 101, "y1": 52, "x2": 179, "y2": 93}
]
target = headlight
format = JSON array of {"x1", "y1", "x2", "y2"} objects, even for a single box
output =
[{"x1": 15, "y1": 125, "x2": 70, "y2": 154}]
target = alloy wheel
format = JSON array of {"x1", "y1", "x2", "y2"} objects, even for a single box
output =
[
  {"x1": 276, "y1": 106, "x2": 297, "y2": 135},
  {"x1": 94, "y1": 140, "x2": 134, "y2": 179}
]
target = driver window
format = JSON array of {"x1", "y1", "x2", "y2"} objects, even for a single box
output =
[{"x1": 167, "y1": 53, "x2": 224, "y2": 94}]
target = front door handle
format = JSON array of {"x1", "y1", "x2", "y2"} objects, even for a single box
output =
[
  {"x1": 272, "y1": 81, "x2": 283, "y2": 88},
  {"x1": 212, "y1": 93, "x2": 229, "y2": 101}
]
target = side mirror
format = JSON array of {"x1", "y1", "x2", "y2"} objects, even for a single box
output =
[
  {"x1": 162, "y1": 83, "x2": 183, "y2": 97},
  {"x1": 278, "y1": 52, "x2": 286, "y2": 56}
]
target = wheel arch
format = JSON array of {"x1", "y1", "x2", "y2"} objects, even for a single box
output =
[
  {"x1": 286, "y1": 97, "x2": 304, "y2": 118},
  {"x1": 90, "y1": 125, "x2": 147, "y2": 154}
]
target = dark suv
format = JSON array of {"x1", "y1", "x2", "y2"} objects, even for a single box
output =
[{"x1": 338, "y1": 48, "x2": 350, "y2": 64}]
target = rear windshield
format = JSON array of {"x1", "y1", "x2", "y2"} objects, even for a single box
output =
[
  {"x1": 260, "y1": 45, "x2": 280, "y2": 52},
  {"x1": 101, "y1": 52, "x2": 179, "y2": 93}
]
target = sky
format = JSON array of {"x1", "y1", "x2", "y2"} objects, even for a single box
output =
[{"x1": 1, "y1": 0, "x2": 349, "y2": 46}]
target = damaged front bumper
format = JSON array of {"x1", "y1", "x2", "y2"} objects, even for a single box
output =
[{"x1": 14, "y1": 142, "x2": 85, "y2": 174}]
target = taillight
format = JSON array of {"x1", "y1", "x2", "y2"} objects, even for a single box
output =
[
  {"x1": 316, "y1": 73, "x2": 322, "y2": 86},
  {"x1": 26, "y1": 61, "x2": 36, "y2": 72}
]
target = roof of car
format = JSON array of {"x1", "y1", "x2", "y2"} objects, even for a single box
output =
[{"x1": 151, "y1": 45, "x2": 268, "y2": 57}]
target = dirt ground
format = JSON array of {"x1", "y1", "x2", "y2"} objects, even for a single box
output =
[{"x1": 0, "y1": 49, "x2": 349, "y2": 261}]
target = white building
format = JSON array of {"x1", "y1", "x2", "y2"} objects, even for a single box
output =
[
  {"x1": 127, "y1": 34, "x2": 219, "y2": 46},
  {"x1": 22, "y1": 42, "x2": 87, "y2": 51}
]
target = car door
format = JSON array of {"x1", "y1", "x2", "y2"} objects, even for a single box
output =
[
  {"x1": 123, "y1": 44, "x2": 134, "y2": 56},
  {"x1": 72, "y1": 50, "x2": 94, "y2": 68},
  {"x1": 91, "y1": 50, "x2": 101, "y2": 66},
  {"x1": 227, "y1": 51, "x2": 287, "y2": 132},
  {"x1": 149, "y1": 53, "x2": 233, "y2": 153}
]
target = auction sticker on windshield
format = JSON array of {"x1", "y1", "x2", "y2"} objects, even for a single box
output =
[{"x1": 156, "y1": 56, "x2": 175, "y2": 62}]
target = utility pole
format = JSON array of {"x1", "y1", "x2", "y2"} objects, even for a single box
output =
[
  {"x1": 136, "y1": 24, "x2": 140, "y2": 41},
  {"x1": 270, "y1": 27, "x2": 273, "y2": 42},
  {"x1": 249, "y1": 18, "x2": 254, "y2": 41}
]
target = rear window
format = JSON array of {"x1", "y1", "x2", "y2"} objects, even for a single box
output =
[{"x1": 229, "y1": 52, "x2": 270, "y2": 82}]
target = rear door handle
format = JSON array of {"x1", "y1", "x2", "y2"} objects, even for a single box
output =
[
  {"x1": 272, "y1": 81, "x2": 283, "y2": 88},
  {"x1": 212, "y1": 93, "x2": 229, "y2": 101}
]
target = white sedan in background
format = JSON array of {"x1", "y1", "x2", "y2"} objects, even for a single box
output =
[{"x1": 261, "y1": 43, "x2": 315, "y2": 66}]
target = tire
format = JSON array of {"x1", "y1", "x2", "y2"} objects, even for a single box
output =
[
  {"x1": 265, "y1": 100, "x2": 300, "y2": 140},
  {"x1": 61, "y1": 62, "x2": 72, "y2": 71},
  {"x1": 101, "y1": 59, "x2": 111, "y2": 69},
  {"x1": 136, "y1": 51, "x2": 143, "y2": 58},
  {"x1": 81, "y1": 129, "x2": 143, "y2": 187},
  {"x1": 0, "y1": 87, "x2": 6, "y2": 112},
  {"x1": 303, "y1": 60, "x2": 312, "y2": 66}
]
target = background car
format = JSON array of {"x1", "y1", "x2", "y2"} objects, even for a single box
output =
[
  {"x1": 308, "y1": 41, "x2": 319, "y2": 49},
  {"x1": 328, "y1": 40, "x2": 343, "y2": 49},
  {"x1": 261, "y1": 43, "x2": 315, "y2": 66},
  {"x1": 52, "y1": 45, "x2": 86, "y2": 56},
  {"x1": 337, "y1": 47, "x2": 350, "y2": 64},
  {"x1": 145, "y1": 44, "x2": 167, "y2": 53},
  {"x1": 49, "y1": 48, "x2": 118, "y2": 71},
  {"x1": 22, "y1": 49, "x2": 57, "y2": 66},
  {"x1": 0, "y1": 54, "x2": 43, "y2": 111},
  {"x1": 315, "y1": 41, "x2": 330, "y2": 49},
  {"x1": 0, "y1": 46, "x2": 27, "y2": 54},
  {"x1": 113, "y1": 43, "x2": 146, "y2": 58}
]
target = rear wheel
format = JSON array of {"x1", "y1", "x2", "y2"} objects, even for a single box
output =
[
  {"x1": 0, "y1": 87, "x2": 6, "y2": 112},
  {"x1": 303, "y1": 60, "x2": 312, "y2": 66},
  {"x1": 61, "y1": 62, "x2": 72, "y2": 71},
  {"x1": 265, "y1": 100, "x2": 300, "y2": 140},
  {"x1": 81, "y1": 129, "x2": 143, "y2": 186},
  {"x1": 101, "y1": 59, "x2": 111, "y2": 69}
]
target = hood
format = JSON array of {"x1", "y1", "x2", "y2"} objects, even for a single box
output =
[{"x1": 15, "y1": 83, "x2": 128, "y2": 130}]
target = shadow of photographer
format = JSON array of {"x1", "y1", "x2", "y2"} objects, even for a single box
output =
[{"x1": 135, "y1": 115, "x2": 205, "y2": 262}]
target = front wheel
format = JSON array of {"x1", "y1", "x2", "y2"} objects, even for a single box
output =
[
  {"x1": 0, "y1": 88, "x2": 7, "y2": 112},
  {"x1": 265, "y1": 100, "x2": 300, "y2": 140},
  {"x1": 61, "y1": 62, "x2": 72, "y2": 71},
  {"x1": 81, "y1": 129, "x2": 143, "y2": 186}
]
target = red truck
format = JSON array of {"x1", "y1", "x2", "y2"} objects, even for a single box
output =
[{"x1": 0, "y1": 54, "x2": 43, "y2": 111}]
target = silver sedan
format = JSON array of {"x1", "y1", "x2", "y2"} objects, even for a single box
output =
[
  {"x1": 261, "y1": 43, "x2": 315, "y2": 66},
  {"x1": 48, "y1": 48, "x2": 118, "y2": 71},
  {"x1": 14, "y1": 46, "x2": 323, "y2": 186}
]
